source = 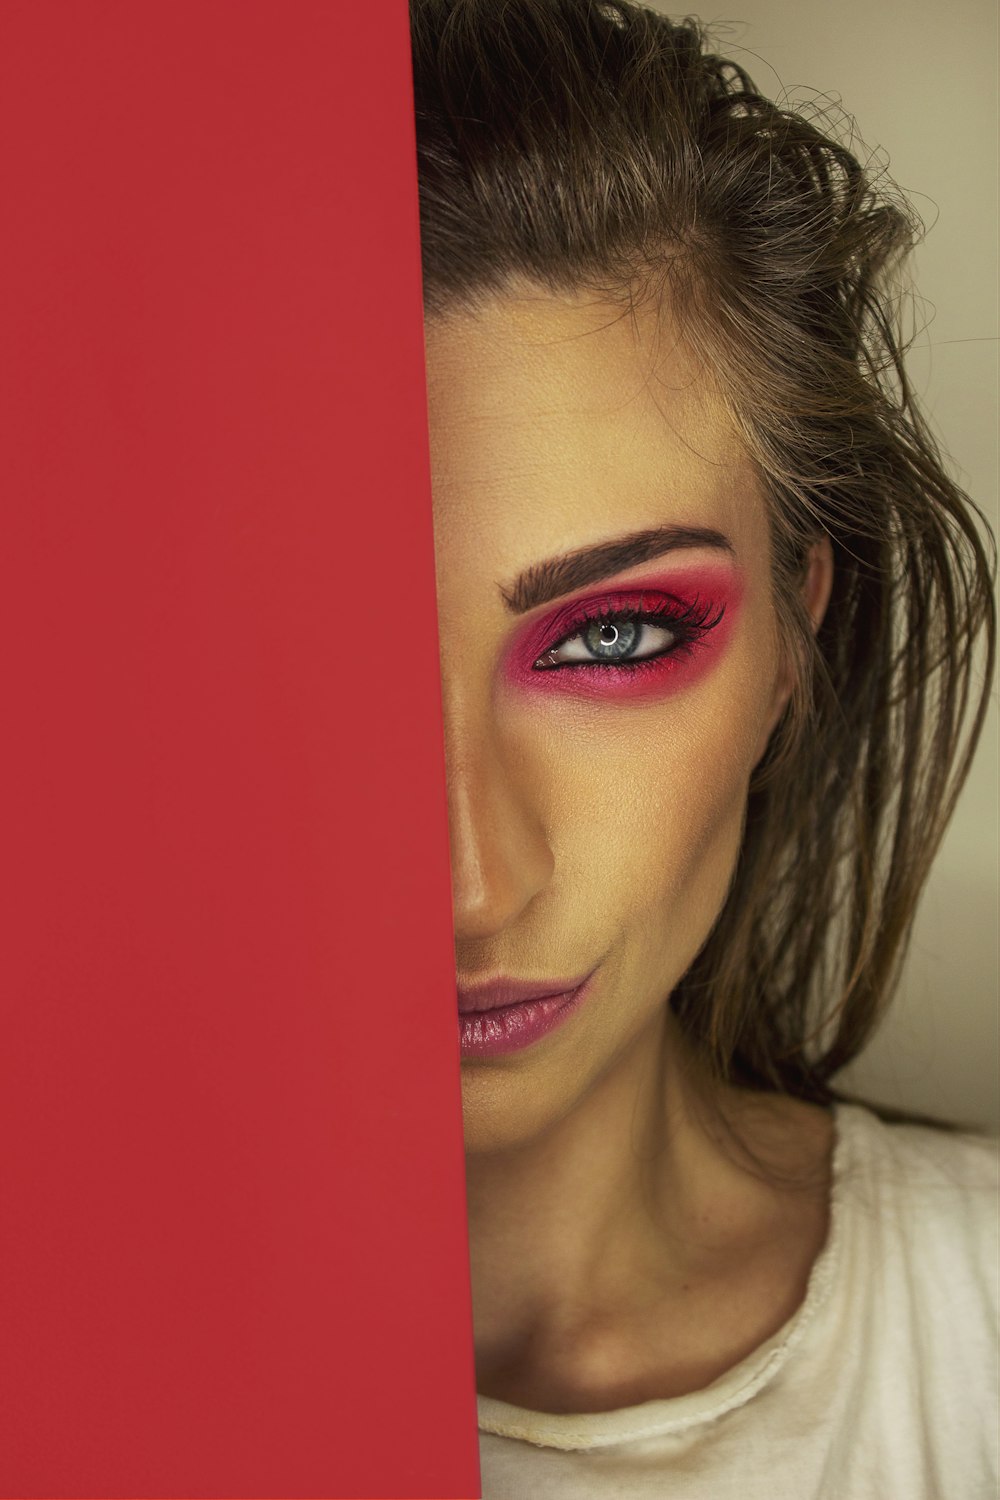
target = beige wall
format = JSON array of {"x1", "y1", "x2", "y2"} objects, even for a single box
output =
[{"x1": 647, "y1": 0, "x2": 999, "y2": 1130}]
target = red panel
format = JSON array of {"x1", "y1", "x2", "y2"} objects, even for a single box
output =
[{"x1": 0, "y1": 2, "x2": 479, "y2": 1495}]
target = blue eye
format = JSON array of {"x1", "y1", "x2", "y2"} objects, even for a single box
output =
[
  {"x1": 535, "y1": 614, "x2": 679, "y2": 668},
  {"x1": 530, "y1": 594, "x2": 727, "y2": 673}
]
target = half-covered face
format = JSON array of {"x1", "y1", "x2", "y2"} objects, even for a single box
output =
[{"x1": 426, "y1": 287, "x2": 796, "y2": 1153}]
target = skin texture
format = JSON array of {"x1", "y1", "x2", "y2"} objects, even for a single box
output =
[{"x1": 426, "y1": 285, "x2": 837, "y2": 1413}]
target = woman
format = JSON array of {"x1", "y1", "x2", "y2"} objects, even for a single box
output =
[{"x1": 410, "y1": 1, "x2": 998, "y2": 1494}]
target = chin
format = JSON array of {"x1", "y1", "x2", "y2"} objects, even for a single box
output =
[{"x1": 460, "y1": 1066, "x2": 579, "y2": 1156}]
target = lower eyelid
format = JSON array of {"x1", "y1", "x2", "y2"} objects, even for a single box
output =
[{"x1": 537, "y1": 642, "x2": 691, "y2": 672}]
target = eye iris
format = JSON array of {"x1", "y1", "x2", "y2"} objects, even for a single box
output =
[{"x1": 585, "y1": 619, "x2": 640, "y2": 660}]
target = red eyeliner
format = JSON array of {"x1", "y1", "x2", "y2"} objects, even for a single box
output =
[{"x1": 500, "y1": 562, "x2": 744, "y2": 701}]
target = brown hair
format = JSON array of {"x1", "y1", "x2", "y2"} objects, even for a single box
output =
[{"x1": 410, "y1": 0, "x2": 996, "y2": 1125}]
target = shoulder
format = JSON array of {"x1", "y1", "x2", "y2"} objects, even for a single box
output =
[
  {"x1": 839, "y1": 1099, "x2": 998, "y2": 1201},
  {"x1": 835, "y1": 1101, "x2": 998, "y2": 1307}
]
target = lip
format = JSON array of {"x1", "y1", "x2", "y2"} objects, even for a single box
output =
[{"x1": 457, "y1": 971, "x2": 595, "y2": 1058}]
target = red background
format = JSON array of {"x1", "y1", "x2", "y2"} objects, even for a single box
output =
[{"x1": 0, "y1": 2, "x2": 479, "y2": 1494}]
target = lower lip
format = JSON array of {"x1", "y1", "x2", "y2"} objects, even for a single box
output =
[{"x1": 458, "y1": 976, "x2": 593, "y2": 1059}]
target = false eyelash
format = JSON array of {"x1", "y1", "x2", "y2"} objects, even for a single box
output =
[
  {"x1": 568, "y1": 595, "x2": 725, "y2": 635},
  {"x1": 534, "y1": 593, "x2": 726, "y2": 670}
]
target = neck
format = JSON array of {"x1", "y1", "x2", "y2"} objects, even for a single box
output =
[{"x1": 464, "y1": 1011, "x2": 833, "y2": 1410}]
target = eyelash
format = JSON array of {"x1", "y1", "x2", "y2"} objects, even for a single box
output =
[{"x1": 532, "y1": 594, "x2": 726, "y2": 672}]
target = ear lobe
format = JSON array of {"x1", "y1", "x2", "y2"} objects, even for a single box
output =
[{"x1": 753, "y1": 534, "x2": 834, "y2": 764}]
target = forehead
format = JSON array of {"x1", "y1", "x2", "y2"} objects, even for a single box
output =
[{"x1": 423, "y1": 288, "x2": 769, "y2": 579}]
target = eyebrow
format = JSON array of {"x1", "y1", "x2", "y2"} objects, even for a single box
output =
[{"x1": 499, "y1": 525, "x2": 736, "y2": 615}]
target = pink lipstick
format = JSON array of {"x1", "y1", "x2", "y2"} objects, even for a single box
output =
[{"x1": 457, "y1": 972, "x2": 595, "y2": 1058}]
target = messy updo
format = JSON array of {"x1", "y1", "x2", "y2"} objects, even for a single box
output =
[{"x1": 409, "y1": 0, "x2": 996, "y2": 1114}]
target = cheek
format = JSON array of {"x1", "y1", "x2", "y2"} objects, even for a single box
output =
[
  {"x1": 628, "y1": 736, "x2": 750, "y2": 932},
  {"x1": 650, "y1": 773, "x2": 748, "y2": 952},
  {"x1": 492, "y1": 581, "x2": 780, "y2": 952},
  {"x1": 533, "y1": 694, "x2": 756, "y2": 938}
]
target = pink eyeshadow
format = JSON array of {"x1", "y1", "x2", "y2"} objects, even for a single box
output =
[{"x1": 498, "y1": 561, "x2": 745, "y2": 703}]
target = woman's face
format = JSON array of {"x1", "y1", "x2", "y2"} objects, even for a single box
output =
[{"x1": 426, "y1": 288, "x2": 796, "y2": 1154}]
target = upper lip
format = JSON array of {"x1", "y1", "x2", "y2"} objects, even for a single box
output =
[{"x1": 456, "y1": 973, "x2": 592, "y2": 1014}]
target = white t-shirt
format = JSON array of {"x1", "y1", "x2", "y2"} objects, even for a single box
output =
[{"x1": 477, "y1": 1102, "x2": 999, "y2": 1499}]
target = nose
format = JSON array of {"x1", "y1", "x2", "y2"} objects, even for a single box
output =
[{"x1": 443, "y1": 709, "x2": 555, "y2": 946}]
